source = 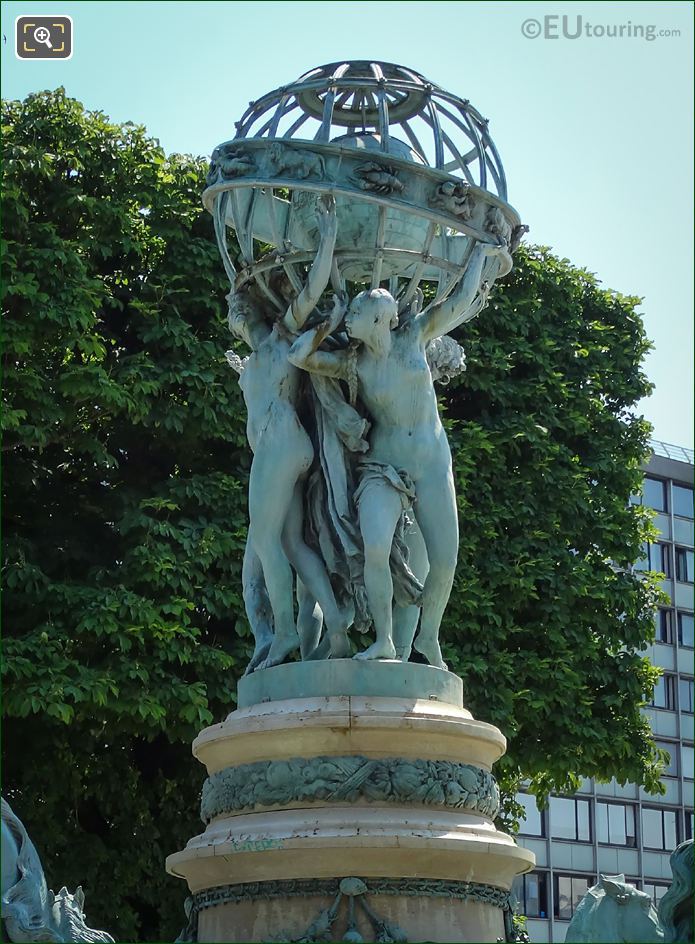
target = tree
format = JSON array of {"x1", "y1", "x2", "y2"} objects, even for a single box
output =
[
  {"x1": 2, "y1": 89, "x2": 664, "y2": 941},
  {"x1": 442, "y1": 246, "x2": 664, "y2": 807},
  {"x1": 2, "y1": 88, "x2": 249, "y2": 942}
]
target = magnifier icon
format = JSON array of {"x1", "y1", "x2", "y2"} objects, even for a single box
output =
[{"x1": 33, "y1": 26, "x2": 53, "y2": 48}]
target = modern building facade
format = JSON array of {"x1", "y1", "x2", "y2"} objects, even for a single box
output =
[{"x1": 512, "y1": 440, "x2": 694, "y2": 943}]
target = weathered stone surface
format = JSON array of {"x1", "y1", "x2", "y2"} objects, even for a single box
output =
[
  {"x1": 191, "y1": 878, "x2": 512, "y2": 943},
  {"x1": 167, "y1": 691, "x2": 533, "y2": 903},
  {"x1": 193, "y1": 693, "x2": 503, "y2": 775},
  {"x1": 169, "y1": 688, "x2": 533, "y2": 942}
]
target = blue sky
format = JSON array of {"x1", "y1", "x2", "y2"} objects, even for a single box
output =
[{"x1": 2, "y1": 0, "x2": 693, "y2": 447}]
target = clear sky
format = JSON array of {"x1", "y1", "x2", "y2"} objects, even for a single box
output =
[{"x1": 2, "y1": 0, "x2": 693, "y2": 447}]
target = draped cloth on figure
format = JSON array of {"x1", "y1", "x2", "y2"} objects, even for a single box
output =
[
  {"x1": 305, "y1": 375, "x2": 423, "y2": 633},
  {"x1": 354, "y1": 460, "x2": 424, "y2": 608}
]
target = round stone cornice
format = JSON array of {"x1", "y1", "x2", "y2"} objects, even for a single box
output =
[
  {"x1": 193, "y1": 694, "x2": 506, "y2": 776},
  {"x1": 166, "y1": 805, "x2": 535, "y2": 895}
]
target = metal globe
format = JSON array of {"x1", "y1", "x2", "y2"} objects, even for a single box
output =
[{"x1": 204, "y1": 61, "x2": 522, "y2": 309}]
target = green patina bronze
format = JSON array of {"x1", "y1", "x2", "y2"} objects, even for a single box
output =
[
  {"x1": 200, "y1": 754, "x2": 499, "y2": 822},
  {"x1": 564, "y1": 840, "x2": 693, "y2": 944},
  {"x1": 658, "y1": 840, "x2": 694, "y2": 943},
  {"x1": 564, "y1": 874, "x2": 663, "y2": 943},
  {"x1": 278, "y1": 876, "x2": 409, "y2": 944},
  {"x1": 236, "y1": 658, "x2": 464, "y2": 708},
  {"x1": 1, "y1": 798, "x2": 114, "y2": 944},
  {"x1": 205, "y1": 61, "x2": 524, "y2": 677}
]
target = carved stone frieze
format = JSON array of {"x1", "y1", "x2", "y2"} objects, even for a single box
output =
[{"x1": 200, "y1": 754, "x2": 499, "y2": 823}]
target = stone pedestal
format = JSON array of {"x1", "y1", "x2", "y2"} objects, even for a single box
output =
[{"x1": 166, "y1": 661, "x2": 534, "y2": 942}]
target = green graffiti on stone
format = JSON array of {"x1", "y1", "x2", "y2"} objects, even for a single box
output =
[{"x1": 200, "y1": 755, "x2": 499, "y2": 823}]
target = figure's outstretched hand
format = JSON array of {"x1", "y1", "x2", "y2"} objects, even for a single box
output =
[
  {"x1": 328, "y1": 291, "x2": 348, "y2": 330},
  {"x1": 312, "y1": 292, "x2": 347, "y2": 344},
  {"x1": 315, "y1": 193, "x2": 337, "y2": 237},
  {"x1": 405, "y1": 288, "x2": 424, "y2": 318},
  {"x1": 398, "y1": 288, "x2": 424, "y2": 326}
]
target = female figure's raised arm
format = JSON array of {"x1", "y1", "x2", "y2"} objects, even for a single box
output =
[
  {"x1": 283, "y1": 194, "x2": 338, "y2": 334},
  {"x1": 288, "y1": 295, "x2": 349, "y2": 380},
  {"x1": 417, "y1": 241, "x2": 512, "y2": 343}
]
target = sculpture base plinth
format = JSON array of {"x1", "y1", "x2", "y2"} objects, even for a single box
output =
[
  {"x1": 193, "y1": 879, "x2": 510, "y2": 944},
  {"x1": 167, "y1": 661, "x2": 534, "y2": 942}
]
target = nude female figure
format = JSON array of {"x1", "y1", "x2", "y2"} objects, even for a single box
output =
[
  {"x1": 391, "y1": 332, "x2": 468, "y2": 662},
  {"x1": 225, "y1": 367, "x2": 327, "y2": 672},
  {"x1": 228, "y1": 194, "x2": 350, "y2": 669},
  {"x1": 289, "y1": 240, "x2": 511, "y2": 669}
]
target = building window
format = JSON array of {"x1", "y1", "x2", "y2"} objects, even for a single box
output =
[
  {"x1": 652, "y1": 543, "x2": 671, "y2": 576},
  {"x1": 550, "y1": 796, "x2": 591, "y2": 842},
  {"x1": 673, "y1": 484, "x2": 694, "y2": 519},
  {"x1": 643, "y1": 882, "x2": 670, "y2": 908},
  {"x1": 596, "y1": 801, "x2": 636, "y2": 846},
  {"x1": 517, "y1": 793, "x2": 544, "y2": 837},
  {"x1": 642, "y1": 807, "x2": 679, "y2": 851},
  {"x1": 655, "y1": 740, "x2": 678, "y2": 777},
  {"x1": 678, "y1": 612, "x2": 694, "y2": 648},
  {"x1": 512, "y1": 871, "x2": 549, "y2": 919},
  {"x1": 685, "y1": 810, "x2": 694, "y2": 841},
  {"x1": 643, "y1": 477, "x2": 668, "y2": 512},
  {"x1": 635, "y1": 543, "x2": 671, "y2": 576},
  {"x1": 679, "y1": 677, "x2": 694, "y2": 713},
  {"x1": 634, "y1": 544, "x2": 649, "y2": 570},
  {"x1": 682, "y1": 745, "x2": 694, "y2": 780},
  {"x1": 675, "y1": 547, "x2": 694, "y2": 583},
  {"x1": 651, "y1": 673, "x2": 677, "y2": 710},
  {"x1": 655, "y1": 544, "x2": 672, "y2": 577},
  {"x1": 554, "y1": 874, "x2": 593, "y2": 920},
  {"x1": 655, "y1": 609, "x2": 674, "y2": 643}
]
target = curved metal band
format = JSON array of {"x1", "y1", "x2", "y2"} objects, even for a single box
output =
[{"x1": 233, "y1": 248, "x2": 466, "y2": 294}]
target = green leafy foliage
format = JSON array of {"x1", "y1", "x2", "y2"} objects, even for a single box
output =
[
  {"x1": 2, "y1": 89, "x2": 663, "y2": 940},
  {"x1": 2, "y1": 89, "x2": 249, "y2": 941},
  {"x1": 441, "y1": 246, "x2": 664, "y2": 814}
]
